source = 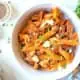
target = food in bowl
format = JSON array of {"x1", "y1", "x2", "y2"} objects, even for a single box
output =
[{"x1": 18, "y1": 7, "x2": 79, "y2": 71}]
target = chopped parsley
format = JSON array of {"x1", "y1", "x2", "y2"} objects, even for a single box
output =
[
  {"x1": 75, "y1": 0, "x2": 80, "y2": 18},
  {"x1": 38, "y1": 35, "x2": 45, "y2": 41}
]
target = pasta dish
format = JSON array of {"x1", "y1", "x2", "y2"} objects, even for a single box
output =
[{"x1": 18, "y1": 7, "x2": 79, "y2": 71}]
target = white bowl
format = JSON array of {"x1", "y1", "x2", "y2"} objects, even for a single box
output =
[{"x1": 12, "y1": 4, "x2": 80, "y2": 80}]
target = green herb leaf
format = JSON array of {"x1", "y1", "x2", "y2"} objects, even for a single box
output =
[
  {"x1": 75, "y1": 0, "x2": 80, "y2": 18},
  {"x1": 62, "y1": 63, "x2": 67, "y2": 68},
  {"x1": 60, "y1": 34, "x2": 65, "y2": 38},
  {"x1": 20, "y1": 44, "x2": 25, "y2": 49},
  {"x1": 38, "y1": 35, "x2": 45, "y2": 41}
]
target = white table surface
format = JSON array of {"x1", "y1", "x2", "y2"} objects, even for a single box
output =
[{"x1": 0, "y1": 0, "x2": 79, "y2": 80}]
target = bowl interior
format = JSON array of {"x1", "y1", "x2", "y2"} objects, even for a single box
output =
[{"x1": 12, "y1": 4, "x2": 80, "y2": 79}]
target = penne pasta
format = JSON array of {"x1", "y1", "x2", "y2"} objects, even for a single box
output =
[
  {"x1": 50, "y1": 38, "x2": 78, "y2": 46},
  {"x1": 18, "y1": 7, "x2": 79, "y2": 71}
]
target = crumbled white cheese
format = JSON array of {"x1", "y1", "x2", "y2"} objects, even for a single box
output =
[
  {"x1": 52, "y1": 37, "x2": 57, "y2": 41},
  {"x1": 56, "y1": 34, "x2": 59, "y2": 38},
  {"x1": 43, "y1": 41, "x2": 51, "y2": 48},
  {"x1": 40, "y1": 19, "x2": 54, "y2": 28},
  {"x1": 59, "y1": 27, "x2": 62, "y2": 30},
  {"x1": 58, "y1": 66, "x2": 62, "y2": 70},
  {"x1": 46, "y1": 19, "x2": 54, "y2": 25},
  {"x1": 50, "y1": 37, "x2": 57, "y2": 42},
  {"x1": 32, "y1": 55, "x2": 39, "y2": 63},
  {"x1": 69, "y1": 48, "x2": 72, "y2": 53},
  {"x1": 51, "y1": 47, "x2": 54, "y2": 50}
]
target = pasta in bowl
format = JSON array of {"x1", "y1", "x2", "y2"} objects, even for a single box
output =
[{"x1": 12, "y1": 4, "x2": 80, "y2": 79}]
